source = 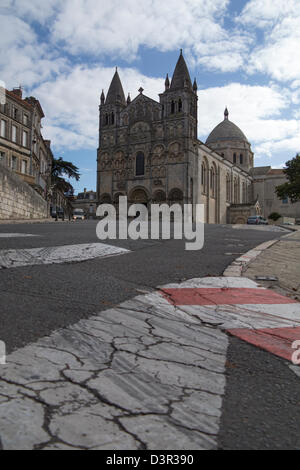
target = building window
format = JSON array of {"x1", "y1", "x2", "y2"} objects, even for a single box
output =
[
  {"x1": 226, "y1": 174, "x2": 231, "y2": 202},
  {"x1": 136, "y1": 152, "x2": 145, "y2": 176},
  {"x1": 12, "y1": 125, "x2": 17, "y2": 143},
  {"x1": 282, "y1": 197, "x2": 288, "y2": 204},
  {"x1": 171, "y1": 100, "x2": 175, "y2": 114},
  {"x1": 240, "y1": 154, "x2": 243, "y2": 164},
  {"x1": 111, "y1": 112, "x2": 114, "y2": 125},
  {"x1": 21, "y1": 159, "x2": 28, "y2": 174},
  {"x1": 178, "y1": 99, "x2": 182, "y2": 112},
  {"x1": 22, "y1": 130, "x2": 28, "y2": 147},
  {"x1": 23, "y1": 114, "x2": 28, "y2": 126},
  {"x1": 233, "y1": 153, "x2": 236, "y2": 164},
  {"x1": 201, "y1": 162, "x2": 208, "y2": 194},
  {"x1": 1, "y1": 119, "x2": 6, "y2": 138},
  {"x1": 0, "y1": 151, "x2": 5, "y2": 162},
  {"x1": 12, "y1": 156, "x2": 18, "y2": 170}
]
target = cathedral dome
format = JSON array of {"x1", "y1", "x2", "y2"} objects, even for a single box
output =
[{"x1": 206, "y1": 108, "x2": 248, "y2": 145}]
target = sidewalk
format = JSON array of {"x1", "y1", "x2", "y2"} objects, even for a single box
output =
[
  {"x1": 0, "y1": 218, "x2": 69, "y2": 225},
  {"x1": 242, "y1": 230, "x2": 300, "y2": 301}
]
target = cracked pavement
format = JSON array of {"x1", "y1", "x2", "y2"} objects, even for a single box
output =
[
  {"x1": 0, "y1": 286, "x2": 228, "y2": 450},
  {"x1": 1, "y1": 221, "x2": 297, "y2": 450}
]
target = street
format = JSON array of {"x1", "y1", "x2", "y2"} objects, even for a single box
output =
[{"x1": 0, "y1": 221, "x2": 299, "y2": 449}]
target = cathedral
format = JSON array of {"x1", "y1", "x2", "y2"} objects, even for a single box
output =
[{"x1": 96, "y1": 51, "x2": 263, "y2": 224}]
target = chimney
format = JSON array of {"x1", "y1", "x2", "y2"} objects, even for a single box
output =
[{"x1": 11, "y1": 87, "x2": 23, "y2": 99}]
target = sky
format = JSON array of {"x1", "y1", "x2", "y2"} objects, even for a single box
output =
[{"x1": 1, "y1": 0, "x2": 300, "y2": 193}]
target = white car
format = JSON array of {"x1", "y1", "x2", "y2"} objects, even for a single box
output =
[{"x1": 73, "y1": 209, "x2": 85, "y2": 221}]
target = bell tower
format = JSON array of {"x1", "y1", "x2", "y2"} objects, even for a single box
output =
[{"x1": 160, "y1": 50, "x2": 198, "y2": 140}]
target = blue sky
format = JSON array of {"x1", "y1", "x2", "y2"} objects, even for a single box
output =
[{"x1": 1, "y1": 0, "x2": 300, "y2": 193}]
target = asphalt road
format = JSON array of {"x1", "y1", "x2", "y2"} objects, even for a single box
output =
[
  {"x1": 0, "y1": 220, "x2": 298, "y2": 450},
  {"x1": 0, "y1": 220, "x2": 285, "y2": 353}
]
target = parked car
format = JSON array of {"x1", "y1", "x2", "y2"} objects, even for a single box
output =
[
  {"x1": 50, "y1": 207, "x2": 65, "y2": 220},
  {"x1": 73, "y1": 208, "x2": 85, "y2": 221},
  {"x1": 247, "y1": 215, "x2": 268, "y2": 225}
]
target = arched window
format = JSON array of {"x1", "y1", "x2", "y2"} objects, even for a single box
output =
[
  {"x1": 233, "y1": 153, "x2": 237, "y2": 164},
  {"x1": 178, "y1": 99, "x2": 182, "y2": 112},
  {"x1": 136, "y1": 152, "x2": 145, "y2": 176},
  {"x1": 105, "y1": 114, "x2": 109, "y2": 125},
  {"x1": 111, "y1": 112, "x2": 115, "y2": 125},
  {"x1": 171, "y1": 101, "x2": 175, "y2": 114},
  {"x1": 240, "y1": 154, "x2": 243, "y2": 164},
  {"x1": 201, "y1": 160, "x2": 208, "y2": 194},
  {"x1": 210, "y1": 166, "x2": 216, "y2": 197},
  {"x1": 226, "y1": 174, "x2": 231, "y2": 202},
  {"x1": 242, "y1": 182, "x2": 247, "y2": 202}
]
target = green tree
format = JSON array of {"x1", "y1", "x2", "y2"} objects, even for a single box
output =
[
  {"x1": 268, "y1": 212, "x2": 281, "y2": 221},
  {"x1": 275, "y1": 154, "x2": 300, "y2": 203},
  {"x1": 51, "y1": 157, "x2": 80, "y2": 195}
]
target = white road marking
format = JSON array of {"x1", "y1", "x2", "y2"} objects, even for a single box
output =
[
  {"x1": 0, "y1": 233, "x2": 39, "y2": 238},
  {"x1": 0, "y1": 242, "x2": 130, "y2": 269},
  {"x1": 0, "y1": 276, "x2": 298, "y2": 449},
  {"x1": 0, "y1": 285, "x2": 228, "y2": 450}
]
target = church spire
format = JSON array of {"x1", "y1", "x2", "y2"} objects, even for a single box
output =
[
  {"x1": 100, "y1": 89, "x2": 105, "y2": 105},
  {"x1": 165, "y1": 73, "x2": 170, "y2": 90},
  {"x1": 105, "y1": 69, "x2": 126, "y2": 106},
  {"x1": 224, "y1": 107, "x2": 229, "y2": 120},
  {"x1": 170, "y1": 50, "x2": 192, "y2": 91},
  {"x1": 193, "y1": 78, "x2": 197, "y2": 93}
]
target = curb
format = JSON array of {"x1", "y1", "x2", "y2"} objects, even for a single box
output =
[
  {"x1": 0, "y1": 218, "x2": 71, "y2": 225},
  {"x1": 223, "y1": 239, "x2": 279, "y2": 277}
]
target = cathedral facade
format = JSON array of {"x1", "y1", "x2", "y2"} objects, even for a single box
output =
[{"x1": 97, "y1": 51, "x2": 256, "y2": 224}]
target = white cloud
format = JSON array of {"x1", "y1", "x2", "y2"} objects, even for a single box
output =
[
  {"x1": 2, "y1": 0, "x2": 61, "y2": 24},
  {"x1": 0, "y1": 14, "x2": 68, "y2": 88},
  {"x1": 238, "y1": 0, "x2": 298, "y2": 28},
  {"x1": 198, "y1": 82, "x2": 300, "y2": 162},
  {"x1": 238, "y1": 1, "x2": 300, "y2": 82},
  {"x1": 198, "y1": 82, "x2": 289, "y2": 138},
  {"x1": 254, "y1": 135, "x2": 300, "y2": 158},
  {"x1": 48, "y1": 0, "x2": 249, "y2": 70}
]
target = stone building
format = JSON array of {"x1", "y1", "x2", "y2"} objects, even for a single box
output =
[
  {"x1": 72, "y1": 188, "x2": 97, "y2": 218},
  {"x1": 252, "y1": 166, "x2": 300, "y2": 222},
  {"x1": 0, "y1": 87, "x2": 52, "y2": 200},
  {"x1": 96, "y1": 51, "x2": 295, "y2": 224}
]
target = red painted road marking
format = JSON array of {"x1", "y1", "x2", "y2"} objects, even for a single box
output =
[
  {"x1": 227, "y1": 326, "x2": 300, "y2": 363},
  {"x1": 162, "y1": 287, "x2": 298, "y2": 306}
]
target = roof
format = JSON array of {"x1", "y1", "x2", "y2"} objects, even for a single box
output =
[
  {"x1": 251, "y1": 166, "x2": 271, "y2": 176},
  {"x1": 268, "y1": 168, "x2": 284, "y2": 175},
  {"x1": 206, "y1": 118, "x2": 248, "y2": 145},
  {"x1": 105, "y1": 70, "x2": 126, "y2": 106},
  {"x1": 170, "y1": 51, "x2": 192, "y2": 91},
  {"x1": 6, "y1": 89, "x2": 32, "y2": 111}
]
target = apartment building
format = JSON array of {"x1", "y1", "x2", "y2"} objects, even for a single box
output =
[{"x1": 0, "y1": 87, "x2": 52, "y2": 199}]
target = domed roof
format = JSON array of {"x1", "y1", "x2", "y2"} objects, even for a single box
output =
[{"x1": 206, "y1": 109, "x2": 248, "y2": 145}]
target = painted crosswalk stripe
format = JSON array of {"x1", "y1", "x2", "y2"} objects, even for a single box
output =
[
  {"x1": 227, "y1": 326, "x2": 300, "y2": 362},
  {"x1": 0, "y1": 242, "x2": 130, "y2": 269},
  {"x1": 162, "y1": 277, "x2": 300, "y2": 364},
  {"x1": 161, "y1": 287, "x2": 298, "y2": 306},
  {"x1": 0, "y1": 276, "x2": 298, "y2": 449},
  {"x1": 0, "y1": 233, "x2": 39, "y2": 238}
]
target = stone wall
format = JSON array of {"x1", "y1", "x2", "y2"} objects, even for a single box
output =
[{"x1": 0, "y1": 161, "x2": 47, "y2": 220}]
